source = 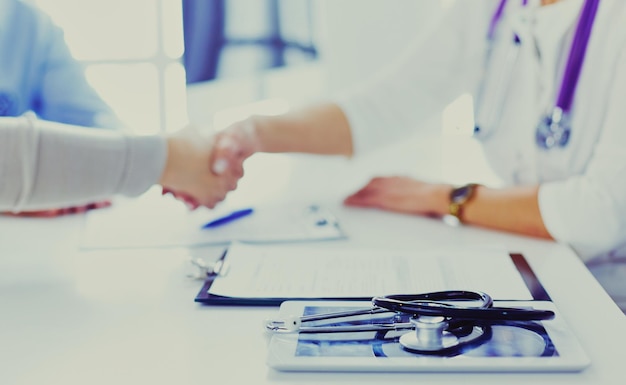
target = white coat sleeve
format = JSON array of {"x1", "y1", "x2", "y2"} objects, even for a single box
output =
[
  {"x1": 0, "y1": 116, "x2": 166, "y2": 211},
  {"x1": 334, "y1": 3, "x2": 491, "y2": 156},
  {"x1": 538, "y1": 43, "x2": 626, "y2": 257}
]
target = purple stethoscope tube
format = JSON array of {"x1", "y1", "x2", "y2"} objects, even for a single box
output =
[{"x1": 482, "y1": 0, "x2": 600, "y2": 150}]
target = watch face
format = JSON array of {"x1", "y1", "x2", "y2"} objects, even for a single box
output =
[{"x1": 451, "y1": 185, "x2": 471, "y2": 203}]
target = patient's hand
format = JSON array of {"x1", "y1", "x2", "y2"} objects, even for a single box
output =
[{"x1": 159, "y1": 126, "x2": 241, "y2": 209}]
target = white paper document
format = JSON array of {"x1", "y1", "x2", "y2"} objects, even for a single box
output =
[
  {"x1": 208, "y1": 244, "x2": 534, "y2": 300},
  {"x1": 81, "y1": 197, "x2": 344, "y2": 249}
]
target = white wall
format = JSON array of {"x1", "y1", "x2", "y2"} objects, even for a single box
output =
[
  {"x1": 313, "y1": 0, "x2": 501, "y2": 186},
  {"x1": 315, "y1": 0, "x2": 445, "y2": 93}
]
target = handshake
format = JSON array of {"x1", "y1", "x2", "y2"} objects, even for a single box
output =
[
  {"x1": 4, "y1": 104, "x2": 443, "y2": 221},
  {"x1": 159, "y1": 118, "x2": 260, "y2": 210},
  {"x1": 3, "y1": 117, "x2": 263, "y2": 218}
]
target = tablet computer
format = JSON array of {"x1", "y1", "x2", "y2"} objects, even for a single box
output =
[{"x1": 266, "y1": 300, "x2": 590, "y2": 373}]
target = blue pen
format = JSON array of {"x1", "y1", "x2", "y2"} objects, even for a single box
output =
[{"x1": 201, "y1": 208, "x2": 254, "y2": 229}]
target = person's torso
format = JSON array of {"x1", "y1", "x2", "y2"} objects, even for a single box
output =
[{"x1": 0, "y1": 0, "x2": 49, "y2": 118}]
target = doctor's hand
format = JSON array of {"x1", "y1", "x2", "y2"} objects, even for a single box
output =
[
  {"x1": 159, "y1": 126, "x2": 240, "y2": 209},
  {"x1": 344, "y1": 176, "x2": 451, "y2": 217},
  {"x1": 209, "y1": 118, "x2": 261, "y2": 178}
]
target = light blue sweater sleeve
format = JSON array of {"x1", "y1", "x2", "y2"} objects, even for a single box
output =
[{"x1": 0, "y1": 0, "x2": 121, "y2": 128}]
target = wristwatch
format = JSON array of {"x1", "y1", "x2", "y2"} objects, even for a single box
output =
[{"x1": 443, "y1": 183, "x2": 480, "y2": 226}]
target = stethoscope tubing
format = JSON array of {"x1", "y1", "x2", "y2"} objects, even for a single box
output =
[
  {"x1": 556, "y1": 0, "x2": 599, "y2": 111},
  {"x1": 373, "y1": 291, "x2": 554, "y2": 321},
  {"x1": 267, "y1": 291, "x2": 555, "y2": 334},
  {"x1": 297, "y1": 322, "x2": 414, "y2": 334}
]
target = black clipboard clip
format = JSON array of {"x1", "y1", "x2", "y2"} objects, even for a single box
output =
[{"x1": 187, "y1": 248, "x2": 229, "y2": 280}]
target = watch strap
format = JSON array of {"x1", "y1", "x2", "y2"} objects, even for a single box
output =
[{"x1": 447, "y1": 183, "x2": 480, "y2": 224}]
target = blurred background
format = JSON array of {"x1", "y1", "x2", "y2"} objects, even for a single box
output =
[
  {"x1": 29, "y1": 0, "x2": 447, "y2": 132},
  {"x1": 29, "y1": 0, "x2": 497, "y2": 185}
]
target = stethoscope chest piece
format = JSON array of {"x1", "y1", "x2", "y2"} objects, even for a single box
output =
[
  {"x1": 399, "y1": 316, "x2": 456, "y2": 353},
  {"x1": 535, "y1": 107, "x2": 571, "y2": 149},
  {"x1": 399, "y1": 316, "x2": 487, "y2": 354}
]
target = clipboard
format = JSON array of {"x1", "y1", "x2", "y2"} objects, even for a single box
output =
[
  {"x1": 194, "y1": 248, "x2": 368, "y2": 305},
  {"x1": 194, "y1": 245, "x2": 551, "y2": 306}
]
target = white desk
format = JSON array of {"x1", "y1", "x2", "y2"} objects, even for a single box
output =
[{"x1": 1, "y1": 141, "x2": 625, "y2": 385}]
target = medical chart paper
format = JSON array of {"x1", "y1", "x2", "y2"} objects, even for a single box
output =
[
  {"x1": 80, "y1": 194, "x2": 344, "y2": 249},
  {"x1": 207, "y1": 244, "x2": 534, "y2": 301}
]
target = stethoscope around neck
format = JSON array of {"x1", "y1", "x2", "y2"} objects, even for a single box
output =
[
  {"x1": 266, "y1": 291, "x2": 555, "y2": 355},
  {"x1": 473, "y1": 0, "x2": 600, "y2": 150}
]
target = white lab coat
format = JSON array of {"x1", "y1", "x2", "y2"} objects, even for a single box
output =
[{"x1": 338, "y1": 0, "x2": 626, "y2": 261}]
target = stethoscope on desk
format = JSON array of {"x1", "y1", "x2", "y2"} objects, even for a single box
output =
[
  {"x1": 266, "y1": 291, "x2": 555, "y2": 355},
  {"x1": 473, "y1": 0, "x2": 600, "y2": 150}
]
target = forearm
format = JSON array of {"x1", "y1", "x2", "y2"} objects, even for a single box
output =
[
  {"x1": 0, "y1": 117, "x2": 166, "y2": 211},
  {"x1": 345, "y1": 177, "x2": 552, "y2": 239},
  {"x1": 252, "y1": 102, "x2": 354, "y2": 156},
  {"x1": 462, "y1": 185, "x2": 553, "y2": 239}
]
